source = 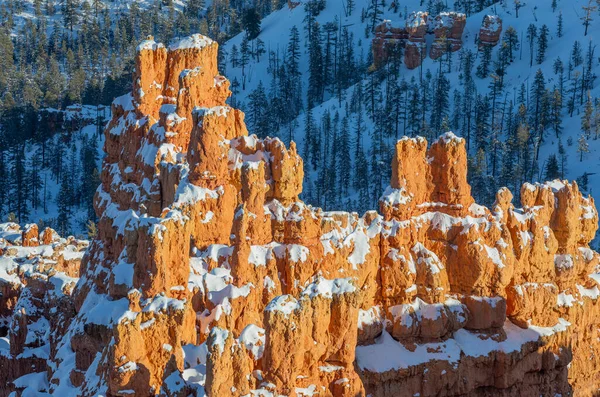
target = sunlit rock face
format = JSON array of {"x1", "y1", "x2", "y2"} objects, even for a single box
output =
[{"x1": 2, "y1": 34, "x2": 600, "y2": 397}]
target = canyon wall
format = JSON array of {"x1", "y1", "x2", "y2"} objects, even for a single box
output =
[{"x1": 2, "y1": 34, "x2": 600, "y2": 397}]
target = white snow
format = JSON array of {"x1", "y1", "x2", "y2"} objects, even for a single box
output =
[{"x1": 169, "y1": 34, "x2": 215, "y2": 50}]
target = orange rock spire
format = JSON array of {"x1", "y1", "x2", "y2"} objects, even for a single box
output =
[{"x1": 3, "y1": 34, "x2": 595, "y2": 397}]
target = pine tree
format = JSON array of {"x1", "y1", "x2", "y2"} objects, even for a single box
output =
[
  {"x1": 582, "y1": 92, "x2": 594, "y2": 138},
  {"x1": 338, "y1": 115, "x2": 351, "y2": 197},
  {"x1": 307, "y1": 21, "x2": 324, "y2": 105},
  {"x1": 248, "y1": 81, "x2": 270, "y2": 138},
  {"x1": 557, "y1": 12, "x2": 563, "y2": 38},
  {"x1": 595, "y1": 101, "x2": 600, "y2": 139},
  {"x1": 474, "y1": 94, "x2": 491, "y2": 152},
  {"x1": 551, "y1": 89, "x2": 563, "y2": 138},
  {"x1": 229, "y1": 44, "x2": 239, "y2": 68},
  {"x1": 526, "y1": 24, "x2": 537, "y2": 67},
  {"x1": 239, "y1": 35, "x2": 250, "y2": 89},
  {"x1": 581, "y1": 1, "x2": 597, "y2": 36},
  {"x1": 536, "y1": 25, "x2": 548, "y2": 64},
  {"x1": 571, "y1": 41, "x2": 583, "y2": 67},
  {"x1": 514, "y1": 0, "x2": 523, "y2": 17},
  {"x1": 503, "y1": 26, "x2": 519, "y2": 62},
  {"x1": 57, "y1": 171, "x2": 72, "y2": 235},
  {"x1": 367, "y1": 0, "x2": 383, "y2": 33},
  {"x1": 476, "y1": 46, "x2": 492, "y2": 78},
  {"x1": 0, "y1": 149, "x2": 8, "y2": 220},
  {"x1": 10, "y1": 145, "x2": 29, "y2": 223},
  {"x1": 578, "y1": 134, "x2": 590, "y2": 161},
  {"x1": 577, "y1": 172, "x2": 589, "y2": 193},
  {"x1": 558, "y1": 139, "x2": 568, "y2": 178},
  {"x1": 63, "y1": 0, "x2": 80, "y2": 32},
  {"x1": 242, "y1": 7, "x2": 261, "y2": 40},
  {"x1": 544, "y1": 154, "x2": 560, "y2": 180},
  {"x1": 530, "y1": 69, "x2": 546, "y2": 151},
  {"x1": 430, "y1": 72, "x2": 450, "y2": 132}
]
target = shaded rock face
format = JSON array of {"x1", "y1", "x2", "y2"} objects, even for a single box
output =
[
  {"x1": 479, "y1": 15, "x2": 503, "y2": 48},
  {"x1": 372, "y1": 11, "x2": 466, "y2": 70},
  {"x1": 2, "y1": 34, "x2": 600, "y2": 397}
]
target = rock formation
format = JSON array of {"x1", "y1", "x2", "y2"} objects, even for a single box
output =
[
  {"x1": 0, "y1": 223, "x2": 86, "y2": 396},
  {"x1": 429, "y1": 12, "x2": 467, "y2": 60},
  {"x1": 479, "y1": 15, "x2": 503, "y2": 48},
  {"x1": 372, "y1": 11, "x2": 466, "y2": 70},
  {"x1": 372, "y1": 20, "x2": 409, "y2": 69},
  {"x1": 2, "y1": 34, "x2": 600, "y2": 397}
]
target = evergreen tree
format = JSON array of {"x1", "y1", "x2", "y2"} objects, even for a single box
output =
[
  {"x1": 544, "y1": 154, "x2": 560, "y2": 180},
  {"x1": 536, "y1": 25, "x2": 548, "y2": 64},
  {"x1": 338, "y1": 115, "x2": 351, "y2": 197},
  {"x1": 239, "y1": 35, "x2": 250, "y2": 89},
  {"x1": 551, "y1": 89, "x2": 563, "y2": 138},
  {"x1": 526, "y1": 24, "x2": 537, "y2": 67},
  {"x1": 557, "y1": 12, "x2": 563, "y2": 38},
  {"x1": 248, "y1": 81, "x2": 270, "y2": 138},
  {"x1": 242, "y1": 7, "x2": 261, "y2": 40},
  {"x1": 63, "y1": 0, "x2": 80, "y2": 32},
  {"x1": 558, "y1": 139, "x2": 568, "y2": 178},
  {"x1": 229, "y1": 44, "x2": 239, "y2": 68},
  {"x1": 367, "y1": 0, "x2": 383, "y2": 33},
  {"x1": 577, "y1": 134, "x2": 590, "y2": 161},
  {"x1": 307, "y1": 21, "x2": 324, "y2": 105},
  {"x1": 503, "y1": 26, "x2": 519, "y2": 62},
  {"x1": 430, "y1": 72, "x2": 450, "y2": 132},
  {"x1": 346, "y1": 0, "x2": 355, "y2": 16},
  {"x1": 476, "y1": 46, "x2": 492, "y2": 78},
  {"x1": 57, "y1": 172, "x2": 72, "y2": 235},
  {"x1": 571, "y1": 41, "x2": 583, "y2": 67},
  {"x1": 581, "y1": 0, "x2": 597, "y2": 36},
  {"x1": 582, "y1": 92, "x2": 594, "y2": 138},
  {"x1": 9, "y1": 145, "x2": 29, "y2": 223}
]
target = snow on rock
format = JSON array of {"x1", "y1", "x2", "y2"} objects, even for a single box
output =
[{"x1": 168, "y1": 34, "x2": 214, "y2": 51}]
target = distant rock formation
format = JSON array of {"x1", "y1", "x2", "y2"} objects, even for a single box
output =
[
  {"x1": 479, "y1": 15, "x2": 503, "y2": 48},
  {"x1": 429, "y1": 12, "x2": 467, "y2": 60},
  {"x1": 2, "y1": 34, "x2": 600, "y2": 397},
  {"x1": 372, "y1": 11, "x2": 467, "y2": 70}
]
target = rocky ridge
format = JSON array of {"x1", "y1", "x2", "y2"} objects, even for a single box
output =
[{"x1": 2, "y1": 34, "x2": 600, "y2": 396}]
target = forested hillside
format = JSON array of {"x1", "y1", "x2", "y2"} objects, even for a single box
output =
[
  {"x1": 0, "y1": 0, "x2": 281, "y2": 234},
  {"x1": 1, "y1": 0, "x2": 600, "y2": 245},
  {"x1": 222, "y1": 0, "x2": 600, "y2": 222}
]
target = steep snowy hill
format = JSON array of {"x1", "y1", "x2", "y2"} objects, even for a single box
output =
[{"x1": 221, "y1": 0, "x2": 600, "y2": 229}]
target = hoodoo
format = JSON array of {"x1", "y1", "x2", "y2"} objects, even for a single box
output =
[{"x1": 3, "y1": 34, "x2": 600, "y2": 397}]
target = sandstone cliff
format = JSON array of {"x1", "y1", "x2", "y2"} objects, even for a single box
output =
[{"x1": 2, "y1": 34, "x2": 600, "y2": 397}]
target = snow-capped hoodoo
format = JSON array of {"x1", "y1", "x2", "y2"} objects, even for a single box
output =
[{"x1": 3, "y1": 34, "x2": 600, "y2": 397}]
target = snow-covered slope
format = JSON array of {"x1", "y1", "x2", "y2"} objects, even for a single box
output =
[{"x1": 221, "y1": 0, "x2": 600, "y2": 223}]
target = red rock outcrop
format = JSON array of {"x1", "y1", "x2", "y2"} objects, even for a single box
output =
[
  {"x1": 372, "y1": 11, "x2": 466, "y2": 70},
  {"x1": 404, "y1": 11, "x2": 429, "y2": 70},
  {"x1": 372, "y1": 20, "x2": 409, "y2": 69},
  {"x1": 3, "y1": 34, "x2": 600, "y2": 397},
  {"x1": 429, "y1": 12, "x2": 467, "y2": 60},
  {"x1": 479, "y1": 15, "x2": 503, "y2": 48}
]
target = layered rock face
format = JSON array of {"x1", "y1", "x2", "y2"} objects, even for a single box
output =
[
  {"x1": 3, "y1": 34, "x2": 600, "y2": 397},
  {"x1": 372, "y1": 11, "x2": 466, "y2": 70},
  {"x1": 479, "y1": 15, "x2": 503, "y2": 48}
]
